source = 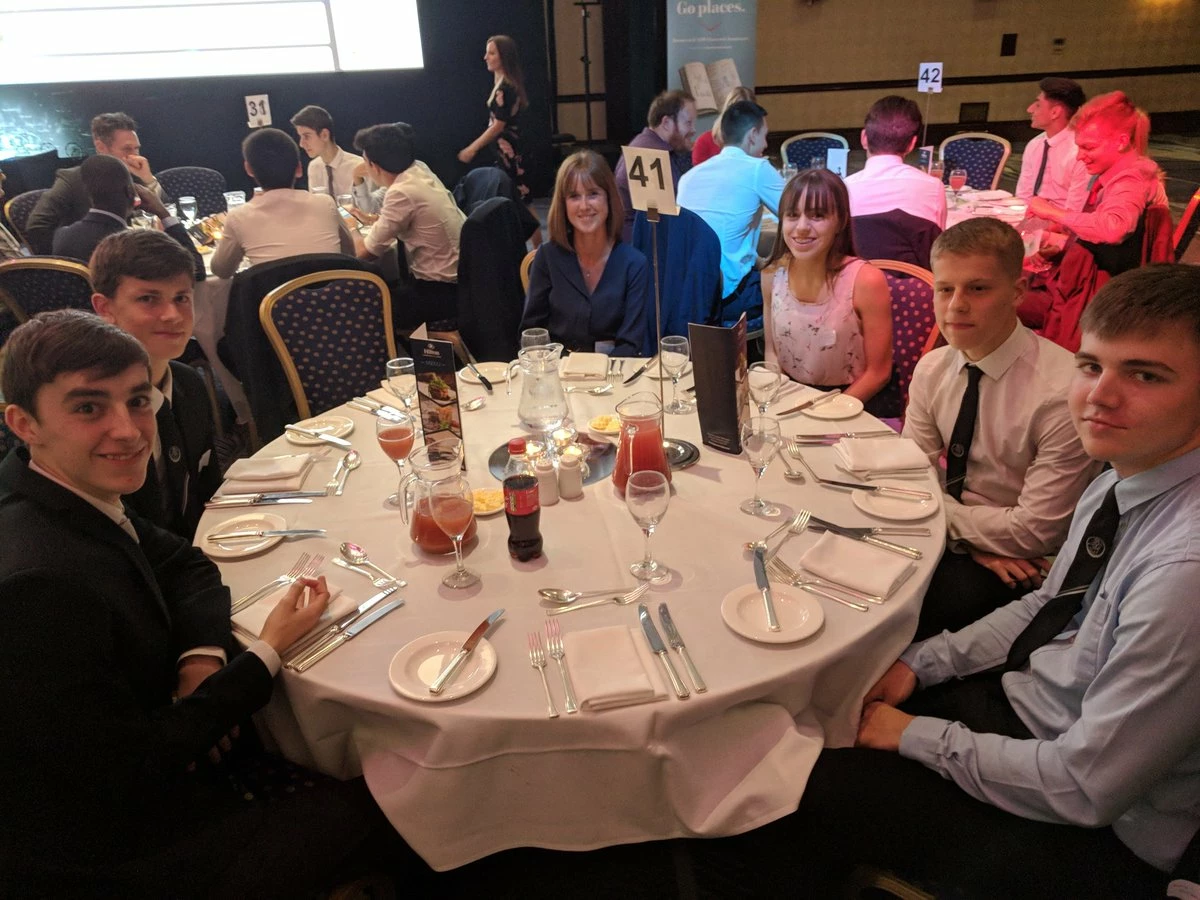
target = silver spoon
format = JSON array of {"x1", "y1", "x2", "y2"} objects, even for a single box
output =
[
  {"x1": 776, "y1": 447, "x2": 806, "y2": 482},
  {"x1": 539, "y1": 586, "x2": 634, "y2": 605},
  {"x1": 332, "y1": 556, "x2": 399, "y2": 588},
  {"x1": 334, "y1": 450, "x2": 361, "y2": 496},
  {"x1": 463, "y1": 396, "x2": 486, "y2": 411},
  {"x1": 339, "y1": 542, "x2": 402, "y2": 585},
  {"x1": 564, "y1": 383, "x2": 614, "y2": 395}
]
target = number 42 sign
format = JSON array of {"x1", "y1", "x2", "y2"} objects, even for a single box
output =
[
  {"x1": 620, "y1": 145, "x2": 679, "y2": 217},
  {"x1": 917, "y1": 62, "x2": 944, "y2": 94}
]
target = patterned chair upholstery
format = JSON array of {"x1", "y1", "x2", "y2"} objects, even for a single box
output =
[
  {"x1": 0, "y1": 257, "x2": 92, "y2": 345},
  {"x1": 157, "y1": 167, "x2": 228, "y2": 217},
  {"x1": 864, "y1": 260, "x2": 935, "y2": 420},
  {"x1": 259, "y1": 270, "x2": 397, "y2": 419},
  {"x1": 937, "y1": 133, "x2": 1011, "y2": 190},
  {"x1": 781, "y1": 132, "x2": 849, "y2": 170},
  {"x1": 4, "y1": 189, "x2": 48, "y2": 244}
]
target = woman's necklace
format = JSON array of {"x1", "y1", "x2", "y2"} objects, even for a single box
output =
[{"x1": 579, "y1": 245, "x2": 612, "y2": 280}]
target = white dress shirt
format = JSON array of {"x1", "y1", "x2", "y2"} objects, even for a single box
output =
[
  {"x1": 846, "y1": 154, "x2": 947, "y2": 229},
  {"x1": 306, "y1": 146, "x2": 364, "y2": 198},
  {"x1": 210, "y1": 189, "x2": 355, "y2": 278},
  {"x1": 1014, "y1": 128, "x2": 1090, "y2": 211},
  {"x1": 902, "y1": 323, "x2": 1100, "y2": 558},
  {"x1": 677, "y1": 145, "x2": 785, "y2": 295},
  {"x1": 363, "y1": 160, "x2": 465, "y2": 283}
]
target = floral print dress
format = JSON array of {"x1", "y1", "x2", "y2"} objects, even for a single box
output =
[{"x1": 488, "y1": 79, "x2": 529, "y2": 202}]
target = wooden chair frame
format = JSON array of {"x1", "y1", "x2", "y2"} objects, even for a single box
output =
[
  {"x1": 258, "y1": 269, "x2": 396, "y2": 419},
  {"x1": 519, "y1": 249, "x2": 537, "y2": 293},
  {"x1": 780, "y1": 132, "x2": 850, "y2": 168},
  {"x1": 936, "y1": 132, "x2": 1012, "y2": 190},
  {"x1": 0, "y1": 256, "x2": 92, "y2": 322},
  {"x1": 3, "y1": 189, "x2": 47, "y2": 244}
]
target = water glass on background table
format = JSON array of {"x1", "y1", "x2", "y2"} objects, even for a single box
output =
[
  {"x1": 625, "y1": 470, "x2": 671, "y2": 582},
  {"x1": 747, "y1": 361, "x2": 782, "y2": 415},
  {"x1": 386, "y1": 357, "x2": 417, "y2": 411},
  {"x1": 740, "y1": 417, "x2": 782, "y2": 518},
  {"x1": 376, "y1": 411, "x2": 415, "y2": 508},
  {"x1": 178, "y1": 196, "x2": 198, "y2": 225},
  {"x1": 431, "y1": 476, "x2": 480, "y2": 588},
  {"x1": 660, "y1": 335, "x2": 692, "y2": 414}
]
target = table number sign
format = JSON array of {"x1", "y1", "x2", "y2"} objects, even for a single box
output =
[
  {"x1": 620, "y1": 146, "x2": 679, "y2": 217},
  {"x1": 412, "y1": 336, "x2": 466, "y2": 467},
  {"x1": 826, "y1": 147, "x2": 849, "y2": 178},
  {"x1": 689, "y1": 313, "x2": 748, "y2": 454},
  {"x1": 245, "y1": 94, "x2": 272, "y2": 127},
  {"x1": 917, "y1": 62, "x2": 944, "y2": 93}
]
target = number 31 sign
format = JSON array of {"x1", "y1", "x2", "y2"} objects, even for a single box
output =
[{"x1": 620, "y1": 146, "x2": 679, "y2": 217}]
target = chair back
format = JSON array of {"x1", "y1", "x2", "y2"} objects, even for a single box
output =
[
  {"x1": 520, "y1": 249, "x2": 536, "y2": 292},
  {"x1": 453, "y1": 167, "x2": 517, "y2": 214},
  {"x1": 867, "y1": 260, "x2": 935, "y2": 419},
  {"x1": 157, "y1": 167, "x2": 228, "y2": 217},
  {"x1": 1142, "y1": 204, "x2": 1174, "y2": 265},
  {"x1": 0, "y1": 257, "x2": 92, "y2": 345},
  {"x1": 456, "y1": 197, "x2": 535, "y2": 362},
  {"x1": 937, "y1": 133, "x2": 1011, "y2": 190},
  {"x1": 852, "y1": 210, "x2": 941, "y2": 270},
  {"x1": 1173, "y1": 188, "x2": 1200, "y2": 262},
  {"x1": 780, "y1": 132, "x2": 849, "y2": 169},
  {"x1": 260, "y1": 271, "x2": 397, "y2": 420},
  {"x1": 4, "y1": 190, "x2": 48, "y2": 244}
]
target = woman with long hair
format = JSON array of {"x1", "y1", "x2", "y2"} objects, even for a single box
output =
[
  {"x1": 520, "y1": 151, "x2": 651, "y2": 356},
  {"x1": 692, "y1": 86, "x2": 756, "y2": 167},
  {"x1": 459, "y1": 34, "x2": 532, "y2": 204},
  {"x1": 761, "y1": 168, "x2": 893, "y2": 406}
]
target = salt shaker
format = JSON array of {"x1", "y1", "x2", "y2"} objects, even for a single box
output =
[
  {"x1": 535, "y1": 458, "x2": 559, "y2": 505},
  {"x1": 558, "y1": 456, "x2": 584, "y2": 500}
]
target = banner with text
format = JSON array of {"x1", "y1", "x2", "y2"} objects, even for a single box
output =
[{"x1": 666, "y1": 0, "x2": 758, "y2": 127}]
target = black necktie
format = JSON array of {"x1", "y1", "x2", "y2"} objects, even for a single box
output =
[
  {"x1": 1005, "y1": 484, "x2": 1121, "y2": 671},
  {"x1": 325, "y1": 163, "x2": 335, "y2": 195},
  {"x1": 944, "y1": 365, "x2": 983, "y2": 501},
  {"x1": 1032, "y1": 141, "x2": 1050, "y2": 197},
  {"x1": 156, "y1": 398, "x2": 188, "y2": 526}
]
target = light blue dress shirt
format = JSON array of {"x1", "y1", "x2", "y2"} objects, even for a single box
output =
[{"x1": 900, "y1": 447, "x2": 1200, "y2": 872}]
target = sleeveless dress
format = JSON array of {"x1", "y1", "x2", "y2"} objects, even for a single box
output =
[
  {"x1": 770, "y1": 258, "x2": 867, "y2": 387},
  {"x1": 488, "y1": 79, "x2": 529, "y2": 202}
]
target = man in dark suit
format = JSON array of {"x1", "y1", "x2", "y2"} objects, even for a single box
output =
[
  {"x1": 53, "y1": 153, "x2": 205, "y2": 281},
  {"x1": 87, "y1": 228, "x2": 217, "y2": 539},
  {"x1": 25, "y1": 111, "x2": 166, "y2": 255},
  {"x1": 0, "y1": 310, "x2": 392, "y2": 897}
]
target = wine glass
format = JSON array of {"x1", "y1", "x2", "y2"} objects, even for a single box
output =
[
  {"x1": 930, "y1": 158, "x2": 945, "y2": 182},
  {"x1": 659, "y1": 335, "x2": 691, "y2": 414},
  {"x1": 747, "y1": 362, "x2": 782, "y2": 415},
  {"x1": 431, "y1": 476, "x2": 480, "y2": 588},
  {"x1": 740, "y1": 417, "x2": 782, "y2": 518},
  {"x1": 948, "y1": 168, "x2": 969, "y2": 207},
  {"x1": 521, "y1": 327, "x2": 550, "y2": 350},
  {"x1": 625, "y1": 470, "x2": 671, "y2": 582},
  {"x1": 376, "y1": 411, "x2": 415, "y2": 508},
  {"x1": 178, "y1": 196, "x2": 198, "y2": 226},
  {"x1": 385, "y1": 357, "x2": 417, "y2": 411}
]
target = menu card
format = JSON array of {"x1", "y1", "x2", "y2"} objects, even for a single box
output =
[
  {"x1": 411, "y1": 335, "x2": 466, "y2": 467},
  {"x1": 688, "y1": 313, "x2": 748, "y2": 454}
]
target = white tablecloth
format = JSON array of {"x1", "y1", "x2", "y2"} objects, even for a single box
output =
[{"x1": 196, "y1": 369, "x2": 945, "y2": 870}]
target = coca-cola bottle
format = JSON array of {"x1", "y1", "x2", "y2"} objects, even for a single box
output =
[{"x1": 502, "y1": 438, "x2": 543, "y2": 561}]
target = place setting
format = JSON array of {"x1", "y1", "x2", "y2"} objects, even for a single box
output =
[{"x1": 389, "y1": 608, "x2": 504, "y2": 702}]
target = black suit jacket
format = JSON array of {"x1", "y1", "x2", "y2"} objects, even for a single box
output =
[
  {"x1": 0, "y1": 449, "x2": 272, "y2": 891},
  {"x1": 851, "y1": 209, "x2": 942, "y2": 270},
  {"x1": 124, "y1": 361, "x2": 222, "y2": 540},
  {"x1": 51, "y1": 209, "x2": 206, "y2": 280}
]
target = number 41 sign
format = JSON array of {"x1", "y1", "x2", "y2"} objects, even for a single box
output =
[
  {"x1": 620, "y1": 145, "x2": 679, "y2": 217},
  {"x1": 917, "y1": 62, "x2": 944, "y2": 94}
]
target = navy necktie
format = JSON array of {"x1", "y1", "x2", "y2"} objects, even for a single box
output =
[{"x1": 944, "y1": 365, "x2": 983, "y2": 501}]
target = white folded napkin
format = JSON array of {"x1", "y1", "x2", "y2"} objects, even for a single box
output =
[
  {"x1": 563, "y1": 625, "x2": 668, "y2": 711},
  {"x1": 962, "y1": 189, "x2": 1011, "y2": 201},
  {"x1": 367, "y1": 386, "x2": 405, "y2": 407},
  {"x1": 834, "y1": 437, "x2": 928, "y2": 473},
  {"x1": 222, "y1": 455, "x2": 314, "y2": 493},
  {"x1": 232, "y1": 579, "x2": 347, "y2": 638},
  {"x1": 799, "y1": 532, "x2": 915, "y2": 598},
  {"x1": 561, "y1": 351, "x2": 609, "y2": 381}
]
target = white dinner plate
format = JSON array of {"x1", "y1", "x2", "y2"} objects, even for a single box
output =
[
  {"x1": 284, "y1": 415, "x2": 355, "y2": 445},
  {"x1": 646, "y1": 360, "x2": 693, "y2": 380},
  {"x1": 459, "y1": 362, "x2": 512, "y2": 385},
  {"x1": 851, "y1": 481, "x2": 941, "y2": 522},
  {"x1": 720, "y1": 583, "x2": 825, "y2": 644},
  {"x1": 389, "y1": 631, "x2": 498, "y2": 702},
  {"x1": 802, "y1": 394, "x2": 864, "y2": 420},
  {"x1": 201, "y1": 512, "x2": 288, "y2": 559}
]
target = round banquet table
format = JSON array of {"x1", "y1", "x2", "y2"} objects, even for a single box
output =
[{"x1": 195, "y1": 369, "x2": 946, "y2": 871}]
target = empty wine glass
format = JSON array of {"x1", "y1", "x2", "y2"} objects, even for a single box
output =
[
  {"x1": 625, "y1": 469, "x2": 671, "y2": 582},
  {"x1": 948, "y1": 168, "x2": 969, "y2": 207},
  {"x1": 386, "y1": 357, "x2": 417, "y2": 411},
  {"x1": 178, "y1": 196, "x2": 197, "y2": 225},
  {"x1": 747, "y1": 361, "x2": 782, "y2": 415},
  {"x1": 430, "y1": 476, "x2": 480, "y2": 588},
  {"x1": 376, "y1": 411, "x2": 415, "y2": 508},
  {"x1": 521, "y1": 327, "x2": 550, "y2": 350},
  {"x1": 740, "y1": 417, "x2": 782, "y2": 518},
  {"x1": 660, "y1": 335, "x2": 692, "y2": 415}
]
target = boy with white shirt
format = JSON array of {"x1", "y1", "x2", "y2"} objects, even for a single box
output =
[
  {"x1": 1014, "y1": 77, "x2": 1091, "y2": 211},
  {"x1": 290, "y1": 104, "x2": 363, "y2": 197}
]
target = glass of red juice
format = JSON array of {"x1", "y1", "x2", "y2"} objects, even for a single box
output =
[
  {"x1": 376, "y1": 411, "x2": 416, "y2": 508},
  {"x1": 431, "y1": 476, "x2": 480, "y2": 588}
]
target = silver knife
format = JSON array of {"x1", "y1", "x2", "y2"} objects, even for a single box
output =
[
  {"x1": 354, "y1": 396, "x2": 406, "y2": 417},
  {"x1": 791, "y1": 430, "x2": 897, "y2": 442},
  {"x1": 622, "y1": 354, "x2": 658, "y2": 387},
  {"x1": 814, "y1": 478, "x2": 933, "y2": 501},
  {"x1": 638, "y1": 604, "x2": 689, "y2": 698},
  {"x1": 347, "y1": 400, "x2": 405, "y2": 420},
  {"x1": 291, "y1": 598, "x2": 406, "y2": 672},
  {"x1": 206, "y1": 528, "x2": 326, "y2": 542},
  {"x1": 752, "y1": 546, "x2": 782, "y2": 632},
  {"x1": 775, "y1": 389, "x2": 843, "y2": 418},
  {"x1": 284, "y1": 584, "x2": 398, "y2": 664},
  {"x1": 205, "y1": 496, "x2": 315, "y2": 508},
  {"x1": 658, "y1": 603, "x2": 706, "y2": 693},
  {"x1": 429, "y1": 608, "x2": 504, "y2": 694},
  {"x1": 464, "y1": 361, "x2": 494, "y2": 394},
  {"x1": 285, "y1": 424, "x2": 352, "y2": 448},
  {"x1": 808, "y1": 515, "x2": 923, "y2": 560}
]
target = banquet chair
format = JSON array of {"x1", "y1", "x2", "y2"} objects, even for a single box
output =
[
  {"x1": 0, "y1": 257, "x2": 93, "y2": 345},
  {"x1": 866, "y1": 260, "x2": 936, "y2": 420},
  {"x1": 937, "y1": 133, "x2": 1011, "y2": 190},
  {"x1": 852, "y1": 210, "x2": 941, "y2": 269},
  {"x1": 453, "y1": 166, "x2": 517, "y2": 215},
  {"x1": 4, "y1": 189, "x2": 48, "y2": 245},
  {"x1": 780, "y1": 132, "x2": 849, "y2": 170},
  {"x1": 1174, "y1": 187, "x2": 1200, "y2": 262},
  {"x1": 260, "y1": 270, "x2": 397, "y2": 420},
  {"x1": 157, "y1": 167, "x2": 228, "y2": 217},
  {"x1": 520, "y1": 249, "x2": 536, "y2": 292}
]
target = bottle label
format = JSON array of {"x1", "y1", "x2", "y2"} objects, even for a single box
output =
[{"x1": 505, "y1": 484, "x2": 540, "y2": 516}]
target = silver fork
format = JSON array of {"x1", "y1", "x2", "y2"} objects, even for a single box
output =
[
  {"x1": 768, "y1": 556, "x2": 880, "y2": 605},
  {"x1": 607, "y1": 357, "x2": 619, "y2": 385},
  {"x1": 325, "y1": 455, "x2": 347, "y2": 495},
  {"x1": 769, "y1": 510, "x2": 812, "y2": 560},
  {"x1": 231, "y1": 552, "x2": 320, "y2": 615},
  {"x1": 546, "y1": 582, "x2": 651, "y2": 616},
  {"x1": 544, "y1": 619, "x2": 579, "y2": 714},
  {"x1": 528, "y1": 632, "x2": 559, "y2": 718}
]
